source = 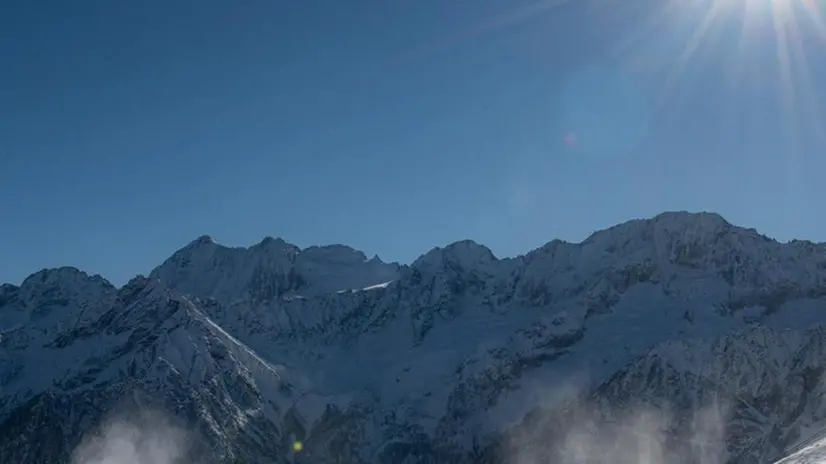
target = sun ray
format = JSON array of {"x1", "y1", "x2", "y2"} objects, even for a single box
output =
[
  {"x1": 791, "y1": 26, "x2": 826, "y2": 146},
  {"x1": 787, "y1": 5, "x2": 810, "y2": 128},
  {"x1": 772, "y1": 0, "x2": 796, "y2": 113},
  {"x1": 472, "y1": 0, "x2": 575, "y2": 35},
  {"x1": 655, "y1": 0, "x2": 726, "y2": 111},
  {"x1": 800, "y1": 0, "x2": 826, "y2": 40},
  {"x1": 784, "y1": 1, "x2": 826, "y2": 149},
  {"x1": 607, "y1": 0, "x2": 686, "y2": 61},
  {"x1": 763, "y1": 0, "x2": 820, "y2": 226},
  {"x1": 771, "y1": 0, "x2": 798, "y2": 182},
  {"x1": 726, "y1": 0, "x2": 760, "y2": 88}
]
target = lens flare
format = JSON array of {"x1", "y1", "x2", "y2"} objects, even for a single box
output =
[{"x1": 292, "y1": 441, "x2": 303, "y2": 453}]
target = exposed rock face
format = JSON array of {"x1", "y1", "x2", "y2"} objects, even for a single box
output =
[{"x1": 3, "y1": 211, "x2": 826, "y2": 463}]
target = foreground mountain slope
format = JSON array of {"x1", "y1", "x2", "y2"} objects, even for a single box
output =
[
  {"x1": 0, "y1": 274, "x2": 292, "y2": 463},
  {"x1": 3, "y1": 211, "x2": 826, "y2": 463}
]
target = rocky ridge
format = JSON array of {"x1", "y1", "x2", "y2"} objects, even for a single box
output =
[{"x1": 2, "y1": 211, "x2": 826, "y2": 463}]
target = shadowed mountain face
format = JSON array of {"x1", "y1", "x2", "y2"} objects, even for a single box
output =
[{"x1": 3, "y1": 211, "x2": 826, "y2": 463}]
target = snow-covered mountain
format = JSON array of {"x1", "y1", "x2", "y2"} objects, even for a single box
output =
[{"x1": 3, "y1": 211, "x2": 826, "y2": 463}]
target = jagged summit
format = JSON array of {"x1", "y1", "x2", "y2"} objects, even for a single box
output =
[
  {"x1": 15, "y1": 267, "x2": 117, "y2": 310},
  {"x1": 149, "y1": 233, "x2": 400, "y2": 303},
  {"x1": 1, "y1": 211, "x2": 777, "y2": 291},
  {"x1": 582, "y1": 210, "x2": 731, "y2": 245},
  {"x1": 257, "y1": 235, "x2": 289, "y2": 247},
  {"x1": 411, "y1": 239, "x2": 498, "y2": 275},
  {"x1": 652, "y1": 210, "x2": 729, "y2": 227},
  {"x1": 0, "y1": 211, "x2": 796, "y2": 290},
  {"x1": 19, "y1": 266, "x2": 112, "y2": 289},
  {"x1": 193, "y1": 234, "x2": 215, "y2": 245}
]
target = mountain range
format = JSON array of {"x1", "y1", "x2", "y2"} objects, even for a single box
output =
[{"x1": 3, "y1": 211, "x2": 826, "y2": 463}]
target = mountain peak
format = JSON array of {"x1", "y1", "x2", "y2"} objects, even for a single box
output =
[
  {"x1": 411, "y1": 239, "x2": 497, "y2": 275},
  {"x1": 19, "y1": 266, "x2": 114, "y2": 293},
  {"x1": 585, "y1": 210, "x2": 732, "y2": 241},
  {"x1": 649, "y1": 210, "x2": 735, "y2": 236},
  {"x1": 652, "y1": 210, "x2": 728, "y2": 224},
  {"x1": 191, "y1": 234, "x2": 215, "y2": 246},
  {"x1": 577, "y1": 210, "x2": 746, "y2": 255},
  {"x1": 150, "y1": 235, "x2": 399, "y2": 302},
  {"x1": 301, "y1": 244, "x2": 368, "y2": 262},
  {"x1": 257, "y1": 235, "x2": 288, "y2": 247}
]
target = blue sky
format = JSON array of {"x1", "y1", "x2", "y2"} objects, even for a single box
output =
[{"x1": 2, "y1": 0, "x2": 826, "y2": 286}]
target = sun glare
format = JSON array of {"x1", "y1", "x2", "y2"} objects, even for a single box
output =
[
  {"x1": 636, "y1": 0, "x2": 826, "y2": 197},
  {"x1": 642, "y1": 0, "x2": 825, "y2": 112},
  {"x1": 465, "y1": 0, "x2": 826, "y2": 154}
]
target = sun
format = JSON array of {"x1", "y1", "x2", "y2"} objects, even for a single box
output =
[{"x1": 641, "y1": 0, "x2": 826, "y2": 109}]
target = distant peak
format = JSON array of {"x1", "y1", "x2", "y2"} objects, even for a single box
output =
[
  {"x1": 117, "y1": 274, "x2": 153, "y2": 304},
  {"x1": 18, "y1": 267, "x2": 116, "y2": 301},
  {"x1": 122, "y1": 274, "x2": 151, "y2": 289},
  {"x1": 181, "y1": 235, "x2": 216, "y2": 250},
  {"x1": 0, "y1": 282, "x2": 19, "y2": 293},
  {"x1": 412, "y1": 239, "x2": 497, "y2": 272},
  {"x1": 300, "y1": 244, "x2": 369, "y2": 263},
  {"x1": 444, "y1": 239, "x2": 495, "y2": 256},
  {"x1": 194, "y1": 235, "x2": 214, "y2": 245},
  {"x1": 647, "y1": 211, "x2": 739, "y2": 240},
  {"x1": 253, "y1": 237, "x2": 301, "y2": 260},
  {"x1": 256, "y1": 236, "x2": 300, "y2": 251},
  {"x1": 259, "y1": 236, "x2": 284, "y2": 246},
  {"x1": 651, "y1": 211, "x2": 730, "y2": 228},
  {"x1": 582, "y1": 210, "x2": 735, "y2": 246},
  {"x1": 305, "y1": 244, "x2": 357, "y2": 252},
  {"x1": 21, "y1": 266, "x2": 106, "y2": 286}
]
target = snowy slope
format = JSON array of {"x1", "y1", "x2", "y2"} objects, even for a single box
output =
[
  {"x1": 0, "y1": 274, "x2": 293, "y2": 463},
  {"x1": 3, "y1": 211, "x2": 826, "y2": 463},
  {"x1": 777, "y1": 436, "x2": 826, "y2": 464}
]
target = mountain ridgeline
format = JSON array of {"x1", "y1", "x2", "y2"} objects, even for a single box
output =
[{"x1": 2, "y1": 211, "x2": 826, "y2": 463}]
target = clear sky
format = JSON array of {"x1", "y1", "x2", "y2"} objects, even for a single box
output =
[{"x1": 2, "y1": 0, "x2": 826, "y2": 286}]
